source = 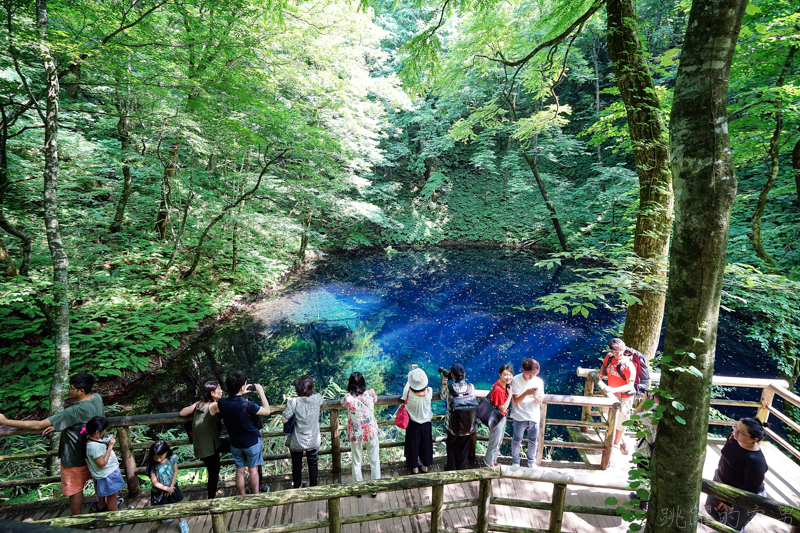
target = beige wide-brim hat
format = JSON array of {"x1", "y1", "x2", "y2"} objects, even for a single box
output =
[{"x1": 408, "y1": 368, "x2": 429, "y2": 391}]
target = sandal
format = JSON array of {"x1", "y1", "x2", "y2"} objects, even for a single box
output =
[
  {"x1": 91, "y1": 497, "x2": 124, "y2": 512},
  {"x1": 620, "y1": 441, "x2": 629, "y2": 455}
]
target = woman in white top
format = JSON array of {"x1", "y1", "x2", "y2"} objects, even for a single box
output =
[
  {"x1": 341, "y1": 372, "x2": 380, "y2": 497},
  {"x1": 402, "y1": 368, "x2": 433, "y2": 474}
]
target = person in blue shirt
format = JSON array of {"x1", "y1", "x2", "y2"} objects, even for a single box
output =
[{"x1": 217, "y1": 371, "x2": 271, "y2": 495}]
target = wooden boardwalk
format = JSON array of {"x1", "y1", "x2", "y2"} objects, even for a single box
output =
[{"x1": 2, "y1": 441, "x2": 798, "y2": 533}]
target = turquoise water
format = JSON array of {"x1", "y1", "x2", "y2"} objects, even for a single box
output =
[{"x1": 130, "y1": 247, "x2": 776, "y2": 425}]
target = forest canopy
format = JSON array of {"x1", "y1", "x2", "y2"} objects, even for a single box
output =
[{"x1": 0, "y1": 0, "x2": 798, "y2": 439}]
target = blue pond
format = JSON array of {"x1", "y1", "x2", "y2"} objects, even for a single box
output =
[{"x1": 138, "y1": 247, "x2": 778, "y2": 427}]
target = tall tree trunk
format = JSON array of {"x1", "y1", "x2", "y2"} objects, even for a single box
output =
[
  {"x1": 36, "y1": 0, "x2": 70, "y2": 474},
  {"x1": 747, "y1": 46, "x2": 796, "y2": 274},
  {"x1": 504, "y1": 96, "x2": 568, "y2": 252},
  {"x1": 647, "y1": 0, "x2": 747, "y2": 530},
  {"x1": 590, "y1": 34, "x2": 603, "y2": 165},
  {"x1": 110, "y1": 96, "x2": 132, "y2": 233},
  {"x1": 607, "y1": 0, "x2": 674, "y2": 361},
  {"x1": 518, "y1": 148, "x2": 569, "y2": 251},
  {"x1": 792, "y1": 136, "x2": 800, "y2": 207},
  {"x1": 155, "y1": 143, "x2": 179, "y2": 240},
  {"x1": 0, "y1": 107, "x2": 32, "y2": 276},
  {"x1": 0, "y1": 237, "x2": 16, "y2": 277}
]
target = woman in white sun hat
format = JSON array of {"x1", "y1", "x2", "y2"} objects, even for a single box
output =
[{"x1": 401, "y1": 367, "x2": 433, "y2": 474}]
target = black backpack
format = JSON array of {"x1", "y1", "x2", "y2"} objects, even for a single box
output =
[
  {"x1": 620, "y1": 347, "x2": 650, "y2": 395},
  {"x1": 448, "y1": 383, "x2": 478, "y2": 436}
]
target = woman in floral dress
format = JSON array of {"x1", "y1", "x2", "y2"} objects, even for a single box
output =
[{"x1": 341, "y1": 372, "x2": 380, "y2": 497}]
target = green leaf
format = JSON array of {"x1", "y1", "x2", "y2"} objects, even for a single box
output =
[
  {"x1": 671, "y1": 401, "x2": 685, "y2": 411},
  {"x1": 605, "y1": 497, "x2": 619, "y2": 505},
  {"x1": 675, "y1": 415, "x2": 686, "y2": 425}
]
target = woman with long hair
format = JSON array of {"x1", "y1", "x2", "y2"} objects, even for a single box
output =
[
  {"x1": 180, "y1": 380, "x2": 225, "y2": 498},
  {"x1": 341, "y1": 372, "x2": 380, "y2": 497}
]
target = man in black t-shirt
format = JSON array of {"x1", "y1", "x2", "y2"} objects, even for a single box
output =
[
  {"x1": 0, "y1": 373, "x2": 104, "y2": 515},
  {"x1": 217, "y1": 370, "x2": 271, "y2": 495}
]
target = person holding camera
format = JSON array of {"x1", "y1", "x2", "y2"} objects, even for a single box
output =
[
  {"x1": 510, "y1": 358, "x2": 544, "y2": 467},
  {"x1": 440, "y1": 363, "x2": 478, "y2": 471},
  {"x1": 484, "y1": 364, "x2": 514, "y2": 467},
  {"x1": 217, "y1": 370, "x2": 271, "y2": 495}
]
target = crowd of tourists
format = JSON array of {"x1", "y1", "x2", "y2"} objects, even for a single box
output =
[{"x1": 0, "y1": 337, "x2": 772, "y2": 532}]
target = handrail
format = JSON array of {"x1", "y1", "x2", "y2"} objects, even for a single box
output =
[
  {"x1": 578, "y1": 368, "x2": 800, "y2": 461},
  {"x1": 0, "y1": 390, "x2": 621, "y2": 495},
  {"x1": 25, "y1": 466, "x2": 800, "y2": 533}
]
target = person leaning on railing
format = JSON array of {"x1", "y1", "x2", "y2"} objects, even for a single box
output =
[
  {"x1": 705, "y1": 417, "x2": 770, "y2": 530},
  {"x1": 0, "y1": 372, "x2": 104, "y2": 516},
  {"x1": 402, "y1": 368, "x2": 433, "y2": 474},
  {"x1": 283, "y1": 375, "x2": 324, "y2": 489},
  {"x1": 341, "y1": 372, "x2": 380, "y2": 497},
  {"x1": 440, "y1": 363, "x2": 478, "y2": 471},
  {"x1": 179, "y1": 380, "x2": 226, "y2": 499}
]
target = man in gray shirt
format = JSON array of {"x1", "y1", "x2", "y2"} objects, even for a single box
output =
[{"x1": 0, "y1": 373, "x2": 104, "y2": 514}]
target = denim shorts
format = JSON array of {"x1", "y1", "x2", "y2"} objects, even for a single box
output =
[
  {"x1": 231, "y1": 440, "x2": 263, "y2": 468},
  {"x1": 94, "y1": 467, "x2": 126, "y2": 497}
]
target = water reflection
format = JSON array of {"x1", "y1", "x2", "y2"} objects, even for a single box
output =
[{"x1": 128, "y1": 248, "x2": 774, "y2": 424}]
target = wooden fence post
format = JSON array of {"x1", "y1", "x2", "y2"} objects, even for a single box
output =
[
  {"x1": 758, "y1": 387, "x2": 775, "y2": 422},
  {"x1": 600, "y1": 406, "x2": 618, "y2": 470},
  {"x1": 537, "y1": 403, "x2": 547, "y2": 467},
  {"x1": 331, "y1": 408, "x2": 341, "y2": 476},
  {"x1": 581, "y1": 376, "x2": 594, "y2": 433},
  {"x1": 328, "y1": 497, "x2": 341, "y2": 533},
  {"x1": 211, "y1": 512, "x2": 228, "y2": 533},
  {"x1": 477, "y1": 478, "x2": 492, "y2": 533},
  {"x1": 469, "y1": 432, "x2": 477, "y2": 464},
  {"x1": 117, "y1": 426, "x2": 140, "y2": 497},
  {"x1": 431, "y1": 484, "x2": 444, "y2": 533},
  {"x1": 548, "y1": 483, "x2": 567, "y2": 533}
]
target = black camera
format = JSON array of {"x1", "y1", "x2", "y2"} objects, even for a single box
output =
[
  {"x1": 246, "y1": 384, "x2": 256, "y2": 393},
  {"x1": 438, "y1": 367, "x2": 451, "y2": 380}
]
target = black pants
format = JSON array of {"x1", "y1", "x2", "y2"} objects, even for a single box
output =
[
  {"x1": 404, "y1": 420, "x2": 433, "y2": 470},
  {"x1": 291, "y1": 449, "x2": 318, "y2": 488},
  {"x1": 445, "y1": 431, "x2": 471, "y2": 470},
  {"x1": 201, "y1": 452, "x2": 221, "y2": 499}
]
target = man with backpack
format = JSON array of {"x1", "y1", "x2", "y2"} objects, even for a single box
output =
[
  {"x1": 510, "y1": 358, "x2": 545, "y2": 467},
  {"x1": 598, "y1": 338, "x2": 637, "y2": 455},
  {"x1": 440, "y1": 363, "x2": 478, "y2": 470}
]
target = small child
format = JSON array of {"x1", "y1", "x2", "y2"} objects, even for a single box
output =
[
  {"x1": 147, "y1": 440, "x2": 189, "y2": 533},
  {"x1": 84, "y1": 416, "x2": 125, "y2": 512}
]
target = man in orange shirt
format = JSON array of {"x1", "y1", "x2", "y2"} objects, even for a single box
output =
[{"x1": 598, "y1": 338, "x2": 636, "y2": 454}]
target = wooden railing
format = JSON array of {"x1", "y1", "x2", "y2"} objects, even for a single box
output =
[
  {"x1": 0, "y1": 390, "x2": 620, "y2": 496},
  {"x1": 21, "y1": 466, "x2": 800, "y2": 533},
  {"x1": 577, "y1": 369, "x2": 800, "y2": 461}
]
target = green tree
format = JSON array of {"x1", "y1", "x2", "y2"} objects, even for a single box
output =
[{"x1": 649, "y1": 0, "x2": 748, "y2": 529}]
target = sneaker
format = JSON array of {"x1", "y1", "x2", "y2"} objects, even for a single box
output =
[
  {"x1": 179, "y1": 520, "x2": 189, "y2": 533},
  {"x1": 260, "y1": 485, "x2": 270, "y2": 493},
  {"x1": 162, "y1": 519, "x2": 174, "y2": 524},
  {"x1": 371, "y1": 493, "x2": 377, "y2": 498}
]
